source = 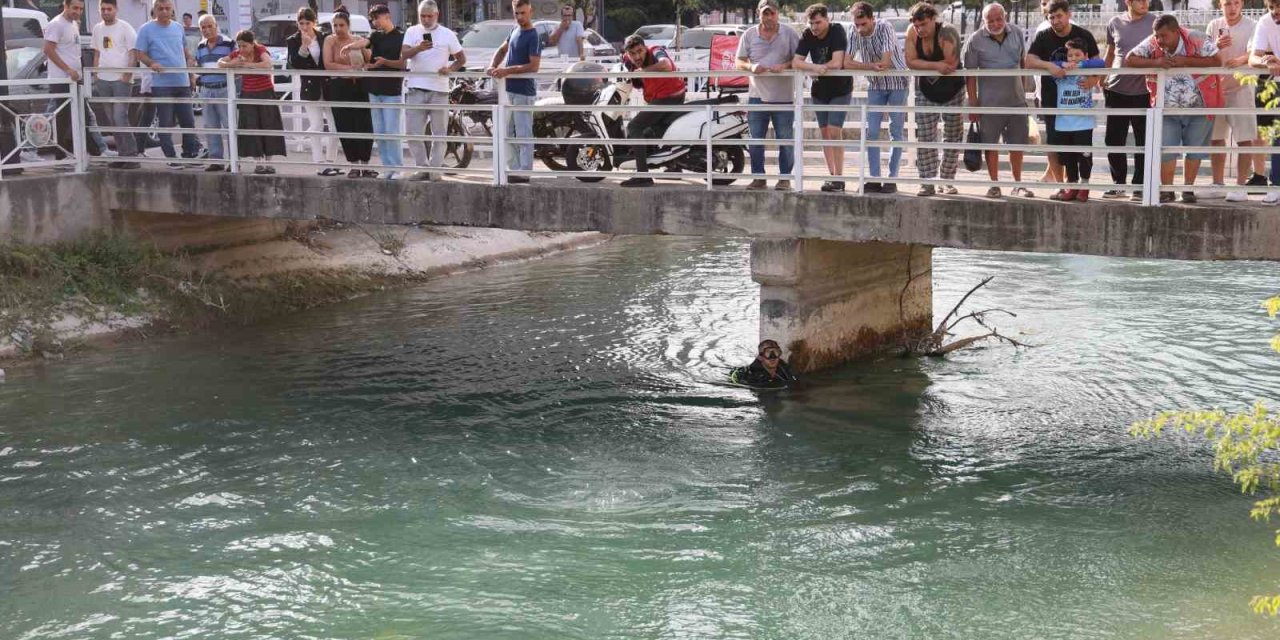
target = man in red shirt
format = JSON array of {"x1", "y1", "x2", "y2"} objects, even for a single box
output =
[{"x1": 620, "y1": 35, "x2": 686, "y2": 187}]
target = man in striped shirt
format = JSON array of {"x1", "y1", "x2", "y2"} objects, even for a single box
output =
[{"x1": 845, "y1": 1, "x2": 908, "y2": 193}]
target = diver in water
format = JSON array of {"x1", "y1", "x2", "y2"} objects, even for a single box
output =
[{"x1": 729, "y1": 339, "x2": 797, "y2": 388}]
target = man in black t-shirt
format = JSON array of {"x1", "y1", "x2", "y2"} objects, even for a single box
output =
[
  {"x1": 1026, "y1": 0, "x2": 1099, "y2": 187},
  {"x1": 792, "y1": 3, "x2": 852, "y2": 191},
  {"x1": 345, "y1": 4, "x2": 406, "y2": 178}
]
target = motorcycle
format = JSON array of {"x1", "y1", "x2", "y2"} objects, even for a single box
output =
[
  {"x1": 560, "y1": 62, "x2": 748, "y2": 185},
  {"x1": 448, "y1": 75, "x2": 577, "y2": 171}
]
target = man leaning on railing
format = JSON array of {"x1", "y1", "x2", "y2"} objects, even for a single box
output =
[
  {"x1": 847, "y1": 1, "x2": 909, "y2": 194},
  {"x1": 904, "y1": 1, "x2": 964, "y2": 197},
  {"x1": 736, "y1": 0, "x2": 798, "y2": 192},
  {"x1": 132, "y1": 0, "x2": 201, "y2": 166},
  {"x1": 194, "y1": 14, "x2": 233, "y2": 172},
  {"x1": 486, "y1": 0, "x2": 541, "y2": 185},
  {"x1": 1125, "y1": 14, "x2": 1222, "y2": 204},
  {"x1": 962, "y1": 2, "x2": 1033, "y2": 199},
  {"x1": 618, "y1": 34, "x2": 684, "y2": 188},
  {"x1": 792, "y1": 3, "x2": 850, "y2": 193},
  {"x1": 44, "y1": 0, "x2": 106, "y2": 158}
]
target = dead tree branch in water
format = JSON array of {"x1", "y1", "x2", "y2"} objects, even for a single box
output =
[{"x1": 900, "y1": 272, "x2": 1032, "y2": 357}]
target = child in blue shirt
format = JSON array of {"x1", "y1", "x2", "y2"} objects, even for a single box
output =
[{"x1": 1050, "y1": 38, "x2": 1105, "y2": 202}]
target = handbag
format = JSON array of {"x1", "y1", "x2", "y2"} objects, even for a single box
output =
[{"x1": 963, "y1": 122, "x2": 983, "y2": 172}]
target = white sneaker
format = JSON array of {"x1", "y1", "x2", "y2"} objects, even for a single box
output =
[
  {"x1": 1264, "y1": 192, "x2": 1280, "y2": 204},
  {"x1": 1226, "y1": 191, "x2": 1248, "y2": 203},
  {"x1": 1201, "y1": 184, "x2": 1226, "y2": 199},
  {"x1": 101, "y1": 149, "x2": 119, "y2": 157}
]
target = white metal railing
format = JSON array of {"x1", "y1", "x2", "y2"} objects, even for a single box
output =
[{"x1": 3, "y1": 64, "x2": 1274, "y2": 208}]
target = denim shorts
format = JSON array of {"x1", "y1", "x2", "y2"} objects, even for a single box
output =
[
  {"x1": 1161, "y1": 115, "x2": 1212, "y2": 162},
  {"x1": 812, "y1": 94, "x2": 852, "y2": 128}
]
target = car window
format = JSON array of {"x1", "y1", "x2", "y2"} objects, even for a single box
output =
[
  {"x1": 680, "y1": 30, "x2": 714, "y2": 50},
  {"x1": 635, "y1": 25, "x2": 674, "y2": 40},
  {"x1": 6, "y1": 45, "x2": 42, "y2": 80},
  {"x1": 586, "y1": 30, "x2": 605, "y2": 46},
  {"x1": 3, "y1": 16, "x2": 43, "y2": 41},
  {"x1": 250, "y1": 19, "x2": 297, "y2": 47},
  {"x1": 460, "y1": 22, "x2": 516, "y2": 48}
]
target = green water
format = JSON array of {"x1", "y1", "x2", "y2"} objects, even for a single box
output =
[{"x1": 2, "y1": 237, "x2": 1279, "y2": 638}]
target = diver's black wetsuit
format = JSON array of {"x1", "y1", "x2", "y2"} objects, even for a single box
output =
[{"x1": 729, "y1": 359, "x2": 797, "y2": 388}]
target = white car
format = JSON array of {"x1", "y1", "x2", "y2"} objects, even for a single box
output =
[
  {"x1": 459, "y1": 19, "x2": 618, "y2": 73},
  {"x1": 632, "y1": 24, "x2": 688, "y2": 48}
]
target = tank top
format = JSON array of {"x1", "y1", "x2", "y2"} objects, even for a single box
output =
[{"x1": 916, "y1": 25, "x2": 964, "y2": 103}]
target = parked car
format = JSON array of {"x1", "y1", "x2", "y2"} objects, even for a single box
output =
[
  {"x1": 632, "y1": 24, "x2": 687, "y2": 48},
  {"x1": 2, "y1": 7, "x2": 48, "y2": 41},
  {"x1": 459, "y1": 19, "x2": 617, "y2": 73}
]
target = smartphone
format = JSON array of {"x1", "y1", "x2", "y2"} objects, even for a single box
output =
[{"x1": 425, "y1": 32, "x2": 433, "y2": 44}]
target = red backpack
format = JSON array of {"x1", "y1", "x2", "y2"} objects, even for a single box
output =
[{"x1": 1142, "y1": 28, "x2": 1224, "y2": 112}]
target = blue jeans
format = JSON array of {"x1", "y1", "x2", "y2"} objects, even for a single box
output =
[
  {"x1": 198, "y1": 85, "x2": 228, "y2": 160},
  {"x1": 152, "y1": 85, "x2": 199, "y2": 158},
  {"x1": 508, "y1": 93, "x2": 536, "y2": 171},
  {"x1": 866, "y1": 88, "x2": 907, "y2": 178},
  {"x1": 369, "y1": 93, "x2": 404, "y2": 170},
  {"x1": 747, "y1": 98, "x2": 794, "y2": 176}
]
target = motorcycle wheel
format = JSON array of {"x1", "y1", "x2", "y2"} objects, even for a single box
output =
[
  {"x1": 442, "y1": 117, "x2": 473, "y2": 169},
  {"x1": 566, "y1": 137, "x2": 612, "y2": 183},
  {"x1": 711, "y1": 145, "x2": 745, "y2": 186},
  {"x1": 536, "y1": 122, "x2": 574, "y2": 172}
]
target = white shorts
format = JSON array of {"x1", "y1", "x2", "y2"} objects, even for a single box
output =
[{"x1": 1211, "y1": 112, "x2": 1259, "y2": 143}]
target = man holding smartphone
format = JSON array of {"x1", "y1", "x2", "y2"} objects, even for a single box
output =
[{"x1": 402, "y1": 0, "x2": 465, "y2": 180}]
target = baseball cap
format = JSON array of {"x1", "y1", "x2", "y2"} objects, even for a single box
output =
[{"x1": 757, "y1": 0, "x2": 780, "y2": 13}]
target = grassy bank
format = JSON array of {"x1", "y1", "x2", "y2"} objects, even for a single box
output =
[{"x1": 0, "y1": 233, "x2": 428, "y2": 359}]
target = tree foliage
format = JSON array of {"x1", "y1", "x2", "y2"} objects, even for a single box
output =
[{"x1": 1130, "y1": 295, "x2": 1280, "y2": 616}]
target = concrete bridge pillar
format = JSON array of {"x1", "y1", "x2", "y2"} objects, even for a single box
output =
[{"x1": 750, "y1": 239, "x2": 933, "y2": 373}]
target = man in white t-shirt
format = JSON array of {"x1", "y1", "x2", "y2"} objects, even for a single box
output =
[
  {"x1": 1207, "y1": 0, "x2": 1265, "y2": 201},
  {"x1": 400, "y1": 0, "x2": 466, "y2": 179},
  {"x1": 43, "y1": 0, "x2": 106, "y2": 155},
  {"x1": 548, "y1": 4, "x2": 586, "y2": 60},
  {"x1": 44, "y1": 0, "x2": 83, "y2": 83},
  {"x1": 92, "y1": 0, "x2": 139, "y2": 163}
]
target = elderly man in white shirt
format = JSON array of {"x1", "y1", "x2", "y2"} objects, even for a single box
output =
[{"x1": 401, "y1": 0, "x2": 466, "y2": 180}]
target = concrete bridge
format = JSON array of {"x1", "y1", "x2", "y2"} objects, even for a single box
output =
[{"x1": 7, "y1": 170, "x2": 1280, "y2": 371}]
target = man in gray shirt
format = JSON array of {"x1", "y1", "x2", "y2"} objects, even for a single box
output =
[
  {"x1": 735, "y1": 0, "x2": 799, "y2": 190},
  {"x1": 963, "y1": 2, "x2": 1032, "y2": 198},
  {"x1": 548, "y1": 4, "x2": 585, "y2": 60},
  {"x1": 1102, "y1": 0, "x2": 1155, "y2": 200}
]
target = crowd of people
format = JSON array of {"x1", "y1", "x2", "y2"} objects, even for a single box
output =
[{"x1": 37, "y1": 0, "x2": 1280, "y2": 201}]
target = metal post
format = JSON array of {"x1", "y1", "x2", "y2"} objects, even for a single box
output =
[
  {"x1": 1145, "y1": 70, "x2": 1166, "y2": 206},
  {"x1": 77, "y1": 72, "x2": 92, "y2": 172},
  {"x1": 495, "y1": 81, "x2": 507, "y2": 185},
  {"x1": 791, "y1": 72, "x2": 803, "y2": 193},
  {"x1": 704, "y1": 103, "x2": 713, "y2": 191},
  {"x1": 225, "y1": 70, "x2": 238, "y2": 174},
  {"x1": 858, "y1": 103, "x2": 868, "y2": 194},
  {"x1": 69, "y1": 82, "x2": 86, "y2": 173}
]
